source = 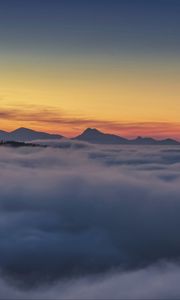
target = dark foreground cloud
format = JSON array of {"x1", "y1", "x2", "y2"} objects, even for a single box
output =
[{"x1": 0, "y1": 143, "x2": 180, "y2": 298}]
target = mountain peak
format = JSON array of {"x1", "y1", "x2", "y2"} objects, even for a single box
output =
[
  {"x1": 84, "y1": 127, "x2": 102, "y2": 133},
  {"x1": 11, "y1": 127, "x2": 35, "y2": 134},
  {"x1": 75, "y1": 128, "x2": 128, "y2": 144},
  {"x1": 82, "y1": 128, "x2": 103, "y2": 136}
]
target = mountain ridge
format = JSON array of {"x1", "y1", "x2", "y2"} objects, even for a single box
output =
[
  {"x1": 74, "y1": 128, "x2": 180, "y2": 145},
  {"x1": 0, "y1": 127, "x2": 179, "y2": 145},
  {"x1": 0, "y1": 127, "x2": 63, "y2": 142}
]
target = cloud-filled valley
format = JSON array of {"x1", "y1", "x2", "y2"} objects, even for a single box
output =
[{"x1": 1, "y1": 141, "x2": 180, "y2": 298}]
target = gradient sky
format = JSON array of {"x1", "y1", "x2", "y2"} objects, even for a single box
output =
[{"x1": 1, "y1": 0, "x2": 180, "y2": 138}]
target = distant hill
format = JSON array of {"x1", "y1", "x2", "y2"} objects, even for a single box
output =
[
  {"x1": 131, "y1": 136, "x2": 179, "y2": 145},
  {"x1": 74, "y1": 128, "x2": 180, "y2": 145},
  {"x1": 0, "y1": 127, "x2": 63, "y2": 142},
  {"x1": 74, "y1": 128, "x2": 129, "y2": 144}
]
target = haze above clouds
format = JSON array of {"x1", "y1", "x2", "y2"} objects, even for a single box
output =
[{"x1": 1, "y1": 141, "x2": 180, "y2": 299}]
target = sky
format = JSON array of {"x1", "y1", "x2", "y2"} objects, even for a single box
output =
[{"x1": 1, "y1": 0, "x2": 180, "y2": 138}]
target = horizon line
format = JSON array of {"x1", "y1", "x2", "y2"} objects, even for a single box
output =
[{"x1": 1, "y1": 126, "x2": 180, "y2": 142}]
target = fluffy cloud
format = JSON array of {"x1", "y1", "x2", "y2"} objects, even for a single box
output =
[
  {"x1": 0, "y1": 142, "x2": 180, "y2": 298},
  {"x1": 1, "y1": 263, "x2": 180, "y2": 299}
]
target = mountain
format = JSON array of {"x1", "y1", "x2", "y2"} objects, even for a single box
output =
[
  {"x1": 0, "y1": 127, "x2": 63, "y2": 142},
  {"x1": 74, "y1": 128, "x2": 180, "y2": 145},
  {"x1": 131, "y1": 136, "x2": 179, "y2": 145},
  {"x1": 0, "y1": 127, "x2": 179, "y2": 145},
  {"x1": 157, "y1": 138, "x2": 180, "y2": 145},
  {"x1": 0, "y1": 130, "x2": 8, "y2": 139},
  {"x1": 131, "y1": 136, "x2": 158, "y2": 145},
  {"x1": 74, "y1": 128, "x2": 129, "y2": 144}
]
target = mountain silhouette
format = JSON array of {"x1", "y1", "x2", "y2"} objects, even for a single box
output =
[
  {"x1": 130, "y1": 136, "x2": 179, "y2": 145},
  {"x1": 0, "y1": 127, "x2": 63, "y2": 142},
  {"x1": 74, "y1": 128, "x2": 179, "y2": 145},
  {"x1": 74, "y1": 128, "x2": 129, "y2": 144},
  {"x1": 0, "y1": 127, "x2": 179, "y2": 145}
]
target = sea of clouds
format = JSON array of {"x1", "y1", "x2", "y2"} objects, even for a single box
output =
[{"x1": 1, "y1": 140, "x2": 180, "y2": 299}]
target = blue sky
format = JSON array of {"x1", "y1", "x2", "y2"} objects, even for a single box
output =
[{"x1": 0, "y1": 0, "x2": 180, "y2": 56}]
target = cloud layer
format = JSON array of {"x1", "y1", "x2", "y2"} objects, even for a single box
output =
[{"x1": 1, "y1": 142, "x2": 180, "y2": 298}]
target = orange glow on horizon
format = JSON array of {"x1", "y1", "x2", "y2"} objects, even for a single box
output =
[
  {"x1": 1, "y1": 53, "x2": 180, "y2": 140},
  {"x1": 1, "y1": 117, "x2": 180, "y2": 141}
]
